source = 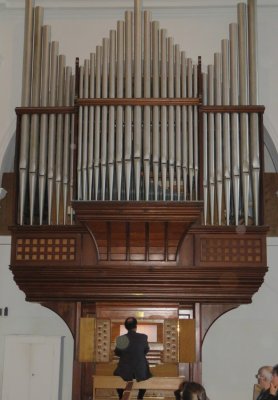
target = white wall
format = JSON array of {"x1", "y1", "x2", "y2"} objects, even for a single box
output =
[
  {"x1": 203, "y1": 238, "x2": 278, "y2": 400},
  {"x1": 0, "y1": 1, "x2": 278, "y2": 400},
  {"x1": 0, "y1": 236, "x2": 74, "y2": 400}
]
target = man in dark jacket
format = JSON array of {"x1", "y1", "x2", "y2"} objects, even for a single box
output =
[{"x1": 114, "y1": 316, "x2": 152, "y2": 399}]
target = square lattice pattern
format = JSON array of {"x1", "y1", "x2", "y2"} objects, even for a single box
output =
[
  {"x1": 200, "y1": 238, "x2": 262, "y2": 263},
  {"x1": 15, "y1": 238, "x2": 76, "y2": 261}
]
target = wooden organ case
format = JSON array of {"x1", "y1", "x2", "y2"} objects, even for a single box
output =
[{"x1": 9, "y1": 0, "x2": 268, "y2": 399}]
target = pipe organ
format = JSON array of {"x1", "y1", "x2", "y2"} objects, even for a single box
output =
[{"x1": 10, "y1": 0, "x2": 268, "y2": 399}]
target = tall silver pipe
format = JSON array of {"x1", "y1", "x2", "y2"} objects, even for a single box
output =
[
  {"x1": 229, "y1": 23, "x2": 240, "y2": 225},
  {"x1": 55, "y1": 54, "x2": 65, "y2": 224},
  {"x1": 193, "y1": 64, "x2": 199, "y2": 200},
  {"x1": 63, "y1": 66, "x2": 72, "y2": 224},
  {"x1": 116, "y1": 21, "x2": 124, "y2": 200},
  {"x1": 134, "y1": 0, "x2": 142, "y2": 200},
  {"x1": 47, "y1": 41, "x2": 59, "y2": 224},
  {"x1": 208, "y1": 64, "x2": 215, "y2": 225},
  {"x1": 161, "y1": 29, "x2": 167, "y2": 200},
  {"x1": 152, "y1": 22, "x2": 160, "y2": 200},
  {"x1": 94, "y1": 46, "x2": 102, "y2": 200},
  {"x1": 29, "y1": 6, "x2": 44, "y2": 225},
  {"x1": 248, "y1": 0, "x2": 260, "y2": 225},
  {"x1": 82, "y1": 59, "x2": 90, "y2": 201},
  {"x1": 143, "y1": 11, "x2": 151, "y2": 200},
  {"x1": 125, "y1": 11, "x2": 133, "y2": 200},
  {"x1": 181, "y1": 52, "x2": 188, "y2": 201},
  {"x1": 214, "y1": 53, "x2": 222, "y2": 224},
  {"x1": 202, "y1": 72, "x2": 208, "y2": 224},
  {"x1": 108, "y1": 30, "x2": 116, "y2": 200},
  {"x1": 88, "y1": 53, "x2": 95, "y2": 200},
  {"x1": 38, "y1": 25, "x2": 51, "y2": 225},
  {"x1": 222, "y1": 39, "x2": 231, "y2": 226},
  {"x1": 69, "y1": 74, "x2": 75, "y2": 224},
  {"x1": 101, "y1": 38, "x2": 109, "y2": 200},
  {"x1": 168, "y1": 37, "x2": 175, "y2": 201},
  {"x1": 238, "y1": 2, "x2": 250, "y2": 225},
  {"x1": 187, "y1": 58, "x2": 194, "y2": 200},
  {"x1": 175, "y1": 45, "x2": 181, "y2": 200},
  {"x1": 77, "y1": 65, "x2": 84, "y2": 200},
  {"x1": 19, "y1": 0, "x2": 34, "y2": 225}
]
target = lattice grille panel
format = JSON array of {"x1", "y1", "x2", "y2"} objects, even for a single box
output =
[
  {"x1": 15, "y1": 238, "x2": 76, "y2": 261},
  {"x1": 200, "y1": 238, "x2": 262, "y2": 263}
]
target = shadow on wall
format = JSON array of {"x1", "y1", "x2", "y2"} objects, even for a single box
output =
[{"x1": 0, "y1": 132, "x2": 15, "y2": 186}]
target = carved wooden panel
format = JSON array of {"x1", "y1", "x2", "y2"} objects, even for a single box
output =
[
  {"x1": 179, "y1": 319, "x2": 196, "y2": 363},
  {"x1": 79, "y1": 317, "x2": 95, "y2": 362},
  {"x1": 88, "y1": 220, "x2": 189, "y2": 263},
  {"x1": 163, "y1": 319, "x2": 178, "y2": 363},
  {"x1": 196, "y1": 234, "x2": 265, "y2": 266},
  {"x1": 15, "y1": 237, "x2": 76, "y2": 262}
]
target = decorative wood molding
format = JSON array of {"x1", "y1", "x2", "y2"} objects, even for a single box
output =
[{"x1": 10, "y1": 223, "x2": 268, "y2": 305}]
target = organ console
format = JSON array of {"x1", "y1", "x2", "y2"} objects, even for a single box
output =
[{"x1": 9, "y1": 0, "x2": 268, "y2": 398}]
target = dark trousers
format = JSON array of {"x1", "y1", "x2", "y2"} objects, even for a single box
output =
[{"x1": 117, "y1": 388, "x2": 146, "y2": 399}]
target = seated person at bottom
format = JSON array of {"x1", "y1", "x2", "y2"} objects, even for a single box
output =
[
  {"x1": 260, "y1": 364, "x2": 278, "y2": 400},
  {"x1": 113, "y1": 316, "x2": 152, "y2": 400},
  {"x1": 175, "y1": 381, "x2": 209, "y2": 400},
  {"x1": 254, "y1": 365, "x2": 273, "y2": 400}
]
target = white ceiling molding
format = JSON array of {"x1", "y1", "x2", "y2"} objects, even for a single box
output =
[{"x1": 0, "y1": 0, "x2": 277, "y2": 10}]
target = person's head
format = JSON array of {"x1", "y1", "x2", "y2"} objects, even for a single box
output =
[
  {"x1": 271, "y1": 364, "x2": 278, "y2": 388},
  {"x1": 256, "y1": 366, "x2": 273, "y2": 390},
  {"x1": 124, "y1": 316, "x2": 137, "y2": 331},
  {"x1": 181, "y1": 382, "x2": 208, "y2": 400}
]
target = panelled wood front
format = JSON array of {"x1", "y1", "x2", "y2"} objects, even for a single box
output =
[{"x1": 10, "y1": 221, "x2": 267, "y2": 304}]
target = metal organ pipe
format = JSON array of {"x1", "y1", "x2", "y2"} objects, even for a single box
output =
[
  {"x1": 161, "y1": 28, "x2": 168, "y2": 201},
  {"x1": 214, "y1": 53, "x2": 222, "y2": 225},
  {"x1": 152, "y1": 23, "x2": 160, "y2": 200},
  {"x1": 88, "y1": 53, "x2": 95, "y2": 201},
  {"x1": 202, "y1": 73, "x2": 208, "y2": 225},
  {"x1": 124, "y1": 11, "x2": 133, "y2": 200},
  {"x1": 47, "y1": 41, "x2": 59, "y2": 224},
  {"x1": 101, "y1": 38, "x2": 109, "y2": 200},
  {"x1": 229, "y1": 23, "x2": 240, "y2": 226},
  {"x1": 19, "y1": 0, "x2": 33, "y2": 225},
  {"x1": 55, "y1": 54, "x2": 65, "y2": 224},
  {"x1": 134, "y1": 0, "x2": 142, "y2": 200},
  {"x1": 181, "y1": 52, "x2": 188, "y2": 201},
  {"x1": 168, "y1": 37, "x2": 175, "y2": 201},
  {"x1": 116, "y1": 21, "x2": 124, "y2": 200},
  {"x1": 108, "y1": 30, "x2": 116, "y2": 201},
  {"x1": 94, "y1": 46, "x2": 102, "y2": 200},
  {"x1": 207, "y1": 64, "x2": 215, "y2": 225},
  {"x1": 221, "y1": 39, "x2": 231, "y2": 226},
  {"x1": 175, "y1": 45, "x2": 182, "y2": 201},
  {"x1": 238, "y1": 2, "x2": 250, "y2": 225},
  {"x1": 143, "y1": 11, "x2": 151, "y2": 200},
  {"x1": 38, "y1": 25, "x2": 50, "y2": 225},
  {"x1": 248, "y1": 0, "x2": 260, "y2": 225},
  {"x1": 29, "y1": 6, "x2": 43, "y2": 225}
]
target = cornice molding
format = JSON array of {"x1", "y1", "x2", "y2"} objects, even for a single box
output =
[{"x1": 0, "y1": 0, "x2": 277, "y2": 10}]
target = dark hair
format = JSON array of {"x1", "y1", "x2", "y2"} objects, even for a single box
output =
[
  {"x1": 181, "y1": 382, "x2": 208, "y2": 400},
  {"x1": 273, "y1": 364, "x2": 278, "y2": 376},
  {"x1": 124, "y1": 317, "x2": 137, "y2": 331}
]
